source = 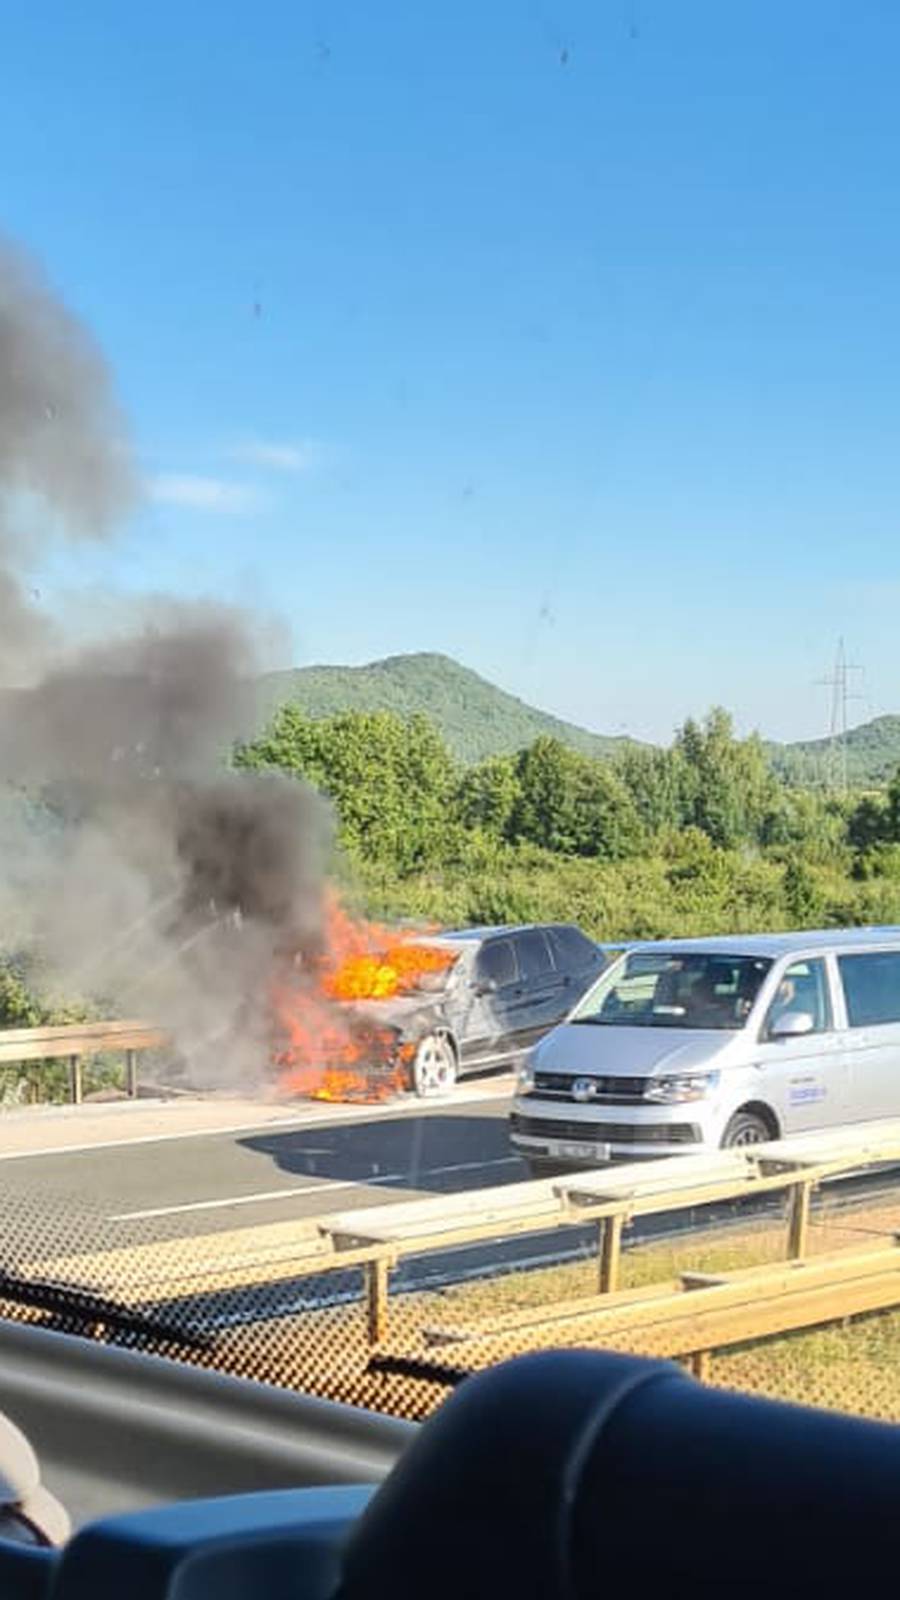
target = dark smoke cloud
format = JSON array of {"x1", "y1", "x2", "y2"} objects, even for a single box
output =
[
  {"x1": 0, "y1": 237, "x2": 330, "y2": 1094},
  {"x1": 0, "y1": 236, "x2": 133, "y2": 684}
]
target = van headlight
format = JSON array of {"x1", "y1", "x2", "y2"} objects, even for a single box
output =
[
  {"x1": 516, "y1": 1059, "x2": 535, "y2": 1094},
  {"x1": 644, "y1": 1071, "x2": 720, "y2": 1104}
]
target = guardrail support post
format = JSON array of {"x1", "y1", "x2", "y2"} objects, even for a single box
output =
[
  {"x1": 598, "y1": 1213, "x2": 624, "y2": 1294},
  {"x1": 125, "y1": 1049, "x2": 138, "y2": 1098},
  {"x1": 787, "y1": 1179, "x2": 813, "y2": 1261},
  {"x1": 68, "y1": 1054, "x2": 83, "y2": 1105},
  {"x1": 366, "y1": 1258, "x2": 390, "y2": 1347},
  {"x1": 691, "y1": 1350, "x2": 711, "y2": 1381}
]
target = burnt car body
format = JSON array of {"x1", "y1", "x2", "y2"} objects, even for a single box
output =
[{"x1": 351, "y1": 923, "x2": 604, "y2": 1097}]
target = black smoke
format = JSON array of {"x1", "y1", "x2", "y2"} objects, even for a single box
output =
[{"x1": 0, "y1": 237, "x2": 330, "y2": 1092}]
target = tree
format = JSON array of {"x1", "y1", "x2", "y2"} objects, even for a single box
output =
[
  {"x1": 618, "y1": 746, "x2": 689, "y2": 834},
  {"x1": 510, "y1": 738, "x2": 642, "y2": 860},
  {"x1": 854, "y1": 843, "x2": 900, "y2": 883},
  {"x1": 675, "y1": 708, "x2": 778, "y2": 849},
  {"x1": 0, "y1": 959, "x2": 42, "y2": 1027},
  {"x1": 570, "y1": 759, "x2": 645, "y2": 860},
  {"x1": 783, "y1": 857, "x2": 823, "y2": 926},
  {"x1": 761, "y1": 788, "x2": 837, "y2": 855},
  {"x1": 237, "y1": 706, "x2": 457, "y2": 873},
  {"x1": 510, "y1": 738, "x2": 582, "y2": 853},
  {"x1": 887, "y1": 768, "x2": 900, "y2": 841},
  {"x1": 847, "y1": 794, "x2": 888, "y2": 853},
  {"x1": 455, "y1": 755, "x2": 521, "y2": 838}
]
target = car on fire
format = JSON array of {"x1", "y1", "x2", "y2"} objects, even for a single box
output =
[{"x1": 346, "y1": 923, "x2": 604, "y2": 1097}]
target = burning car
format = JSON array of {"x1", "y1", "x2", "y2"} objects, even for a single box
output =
[{"x1": 274, "y1": 913, "x2": 603, "y2": 1101}]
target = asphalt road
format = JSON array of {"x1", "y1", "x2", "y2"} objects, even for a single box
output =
[
  {"x1": 0, "y1": 1083, "x2": 617, "y2": 1329},
  {"x1": 5, "y1": 1086, "x2": 900, "y2": 1319},
  {"x1": 0, "y1": 1088, "x2": 529, "y2": 1258}
]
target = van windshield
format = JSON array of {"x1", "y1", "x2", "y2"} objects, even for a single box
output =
[{"x1": 571, "y1": 951, "x2": 772, "y2": 1031}]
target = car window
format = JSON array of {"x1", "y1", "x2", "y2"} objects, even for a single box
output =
[
  {"x1": 764, "y1": 958, "x2": 832, "y2": 1037},
  {"x1": 476, "y1": 938, "x2": 518, "y2": 988},
  {"x1": 514, "y1": 929, "x2": 555, "y2": 981},
  {"x1": 572, "y1": 952, "x2": 772, "y2": 1030},
  {"x1": 549, "y1": 926, "x2": 596, "y2": 971},
  {"x1": 838, "y1": 951, "x2": 900, "y2": 1027}
]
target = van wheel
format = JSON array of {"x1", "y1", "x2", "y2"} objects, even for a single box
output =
[
  {"x1": 722, "y1": 1111, "x2": 771, "y2": 1148},
  {"x1": 411, "y1": 1034, "x2": 457, "y2": 1098}
]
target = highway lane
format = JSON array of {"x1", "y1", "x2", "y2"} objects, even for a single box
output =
[
  {"x1": 5, "y1": 1083, "x2": 900, "y2": 1326},
  {"x1": 0, "y1": 1088, "x2": 529, "y2": 1256}
]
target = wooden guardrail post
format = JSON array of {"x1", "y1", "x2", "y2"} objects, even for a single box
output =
[
  {"x1": 68, "y1": 1055, "x2": 83, "y2": 1106},
  {"x1": 598, "y1": 1212, "x2": 624, "y2": 1294},
  {"x1": 787, "y1": 1178, "x2": 813, "y2": 1261},
  {"x1": 125, "y1": 1049, "x2": 138, "y2": 1099},
  {"x1": 365, "y1": 1257, "x2": 390, "y2": 1347}
]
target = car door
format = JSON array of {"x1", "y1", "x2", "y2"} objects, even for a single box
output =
[
  {"x1": 753, "y1": 956, "x2": 849, "y2": 1133},
  {"x1": 836, "y1": 949, "x2": 900, "y2": 1122},
  {"x1": 506, "y1": 929, "x2": 567, "y2": 1052},
  {"x1": 456, "y1": 936, "x2": 521, "y2": 1069}
]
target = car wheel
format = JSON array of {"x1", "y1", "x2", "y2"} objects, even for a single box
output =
[
  {"x1": 721, "y1": 1110, "x2": 771, "y2": 1148},
  {"x1": 411, "y1": 1034, "x2": 457, "y2": 1098}
]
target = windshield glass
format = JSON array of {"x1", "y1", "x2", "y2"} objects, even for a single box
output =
[
  {"x1": 325, "y1": 942, "x2": 460, "y2": 1003},
  {"x1": 405, "y1": 953, "x2": 459, "y2": 994},
  {"x1": 571, "y1": 951, "x2": 772, "y2": 1031},
  {"x1": 7, "y1": 0, "x2": 900, "y2": 1508}
]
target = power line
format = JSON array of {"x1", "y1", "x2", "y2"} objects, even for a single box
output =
[{"x1": 816, "y1": 639, "x2": 864, "y2": 794}]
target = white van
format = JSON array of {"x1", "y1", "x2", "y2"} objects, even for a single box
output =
[{"x1": 510, "y1": 928, "x2": 900, "y2": 1171}]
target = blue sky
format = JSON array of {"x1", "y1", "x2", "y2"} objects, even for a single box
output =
[{"x1": 3, "y1": 1, "x2": 900, "y2": 742}]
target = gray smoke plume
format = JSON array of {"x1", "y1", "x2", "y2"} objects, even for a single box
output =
[
  {"x1": 0, "y1": 237, "x2": 133, "y2": 684},
  {"x1": 0, "y1": 236, "x2": 331, "y2": 1094}
]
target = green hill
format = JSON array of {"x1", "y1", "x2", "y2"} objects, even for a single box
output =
[
  {"x1": 770, "y1": 716, "x2": 900, "y2": 789},
  {"x1": 258, "y1": 653, "x2": 900, "y2": 782},
  {"x1": 5, "y1": 647, "x2": 900, "y2": 785},
  {"x1": 257, "y1": 652, "x2": 636, "y2": 765}
]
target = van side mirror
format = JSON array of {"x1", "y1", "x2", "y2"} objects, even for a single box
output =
[
  {"x1": 769, "y1": 1011, "x2": 815, "y2": 1040},
  {"x1": 474, "y1": 977, "x2": 497, "y2": 997}
]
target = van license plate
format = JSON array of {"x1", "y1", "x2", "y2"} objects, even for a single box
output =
[{"x1": 556, "y1": 1141, "x2": 608, "y2": 1163}]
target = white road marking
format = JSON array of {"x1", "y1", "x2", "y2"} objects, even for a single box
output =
[
  {"x1": 0, "y1": 1080, "x2": 513, "y2": 1164},
  {"x1": 109, "y1": 1179, "x2": 393, "y2": 1220},
  {"x1": 108, "y1": 1156, "x2": 522, "y2": 1221}
]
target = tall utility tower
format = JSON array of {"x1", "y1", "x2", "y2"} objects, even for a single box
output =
[{"x1": 817, "y1": 639, "x2": 863, "y2": 793}]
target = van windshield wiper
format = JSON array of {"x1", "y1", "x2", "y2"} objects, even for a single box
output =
[{"x1": 570, "y1": 1015, "x2": 711, "y2": 1029}]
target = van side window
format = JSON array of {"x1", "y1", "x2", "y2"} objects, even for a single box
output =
[
  {"x1": 838, "y1": 951, "x2": 900, "y2": 1027},
  {"x1": 765, "y1": 959, "x2": 832, "y2": 1037},
  {"x1": 477, "y1": 939, "x2": 517, "y2": 988}
]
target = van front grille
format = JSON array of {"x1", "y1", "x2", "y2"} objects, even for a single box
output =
[
  {"x1": 510, "y1": 1114, "x2": 700, "y2": 1146},
  {"x1": 531, "y1": 1072, "x2": 650, "y2": 1104}
]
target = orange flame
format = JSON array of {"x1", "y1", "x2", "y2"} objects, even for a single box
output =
[{"x1": 271, "y1": 892, "x2": 452, "y2": 1103}]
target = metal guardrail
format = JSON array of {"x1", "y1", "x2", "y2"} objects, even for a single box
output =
[
  {"x1": 20, "y1": 1117, "x2": 900, "y2": 1392},
  {"x1": 321, "y1": 1119, "x2": 900, "y2": 1343},
  {"x1": 392, "y1": 1235, "x2": 900, "y2": 1385},
  {"x1": 0, "y1": 1022, "x2": 168, "y2": 1103}
]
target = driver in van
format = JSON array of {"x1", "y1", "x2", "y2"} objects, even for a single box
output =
[{"x1": 687, "y1": 971, "x2": 733, "y2": 1027}]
